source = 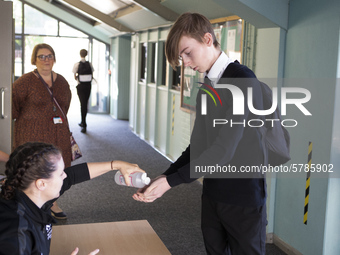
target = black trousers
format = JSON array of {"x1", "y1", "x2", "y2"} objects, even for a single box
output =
[
  {"x1": 76, "y1": 83, "x2": 91, "y2": 126},
  {"x1": 201, "y1": 195, "x2": 267, "y2": 255}
]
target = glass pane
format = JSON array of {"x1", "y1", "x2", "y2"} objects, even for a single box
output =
[
  {"x1": 90, "y1": 39, "x2": 109, "y2": 113},
  {"x1": 49, "y1": 37, "x2": 90, "y2": 86},
  {"x1": 24, "y1": 36, "x2": 44, "y2": 73},
  {"x1": 13, "y1": 0, "x2": 22, "y2": 34},
  {"x1": 14, "y1": 36, "x2": 23, "y2": 79},
  {"x1": 24, "y1": 4, "x2": 57, "y2": 36},
  {"x1": 149, "y1": 42, "x2": 156, "y2": 84},
  {"x1": 171, "y1": 66, "x2": 181, "y2": 90},
  {"x1": 139, "y1": 42, "x2": 147, "y2": 83},
  {"x1": 159, "y1": 42, "x2": 166, "y2": 86},
  {"x1": 59, "y1": 22, "x2": 88, "y2": 37}
]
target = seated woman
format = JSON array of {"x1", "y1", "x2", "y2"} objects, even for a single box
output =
[{"x1": 0, "y1": 142, "x2": 144, "y2": 255}]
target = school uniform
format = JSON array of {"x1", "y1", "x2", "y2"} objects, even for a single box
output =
[
  {"x1": 72, "y1": 58, "x2": 94, "y2": 128},
  {"x1": 163, "y1": 52, "x2": 267, "y2": 254}
]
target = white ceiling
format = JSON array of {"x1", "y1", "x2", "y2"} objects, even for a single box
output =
[
  {"x1": 42, "y1": 0, "x2": 288, "y2": 39},
  {"x1": 50, "y1": 0, "x2": 235, "y2": 37}
]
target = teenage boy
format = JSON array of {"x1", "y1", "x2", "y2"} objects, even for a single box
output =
[{"x1": 133, "y1": 12, "x2": 267, "y2": 255}]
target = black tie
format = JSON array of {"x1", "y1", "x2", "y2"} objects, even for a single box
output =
[{"x1": 204, "y1": 76, "x2": 212, "y2": 87}]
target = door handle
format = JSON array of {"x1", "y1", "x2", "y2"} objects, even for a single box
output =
[{"x1": 1, "y1": 87, "x2": 5, "y2": 119}]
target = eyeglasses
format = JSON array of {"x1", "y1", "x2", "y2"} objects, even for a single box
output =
[{"x1": 37, "y1": 54, "x2": 54, "y2": 61}]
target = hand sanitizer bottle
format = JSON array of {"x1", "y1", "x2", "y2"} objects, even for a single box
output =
[{"x1": 114, "y1": 171, "x2": 151, "y2": 188}]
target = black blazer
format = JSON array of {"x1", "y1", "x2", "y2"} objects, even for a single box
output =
[{"x1": 163, "y1": 61, "x2": 266, "y2": 207}]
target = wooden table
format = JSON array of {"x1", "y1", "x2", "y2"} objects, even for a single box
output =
[{"x1": 50, "y1": 220, "x2": 171, "y2": 255}]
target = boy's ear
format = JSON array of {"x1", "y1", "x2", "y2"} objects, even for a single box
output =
[{"x1": 203, "y1": 33, "x2": 214, "y2": 46}]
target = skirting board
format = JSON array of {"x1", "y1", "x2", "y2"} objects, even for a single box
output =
[{"x1": 266, "y1": 233, "x2": 303, "y2": 255}]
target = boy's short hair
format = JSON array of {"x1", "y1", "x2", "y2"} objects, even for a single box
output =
[
  {"x1": 80, "y1": 49, "x2": 88, "y2": 58},
  {"x1": 165, "y1": 12, "x2": 220, "y2": 69}
]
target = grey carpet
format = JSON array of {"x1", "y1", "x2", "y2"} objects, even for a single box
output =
[{"x1": 56, "y1": 110, "x2": 286, "y2": 255}]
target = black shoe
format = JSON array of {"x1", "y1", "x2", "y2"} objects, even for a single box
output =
[
  {"x1": 78, "y1": 122, "x2": 85, "y2": 127},
  {"x1": 51, "y1": 210, "x2": 67, "y2": 220},
  {"x1": 81, "y1": 127, "x2": 86, "y2": 133}
]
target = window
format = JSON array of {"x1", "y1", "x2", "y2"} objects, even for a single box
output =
[
  {"x1": 149, "y1": 42, "x2": 156, "y2": 84},
  {"x1": 14, "y1": 36, "x2": 23, "y2": 78},
  {"x1": 13, "y1": 0, "x2": 22, "y2": 34},
  {"x1": 24, "y1": 36, "x2": 44, "y2": 73},
  {"x1": 139, "y1": 42, "x2": 147, "y2": 83},
  {"x1": 24, "y1": 4, "x2": 58, "y2": 36},
  {"x1": 160, "y1": 42, "x2": 167, "y2": 86},
  {"x1": 11, "y1": 0, "x2": 113, "y2": 114},
  {"x1": 171, "y1": 66, "x2": 181, "y2": 90},
  {"x1": 90, "y1": 39, "x2": 109, "y2": 113}
]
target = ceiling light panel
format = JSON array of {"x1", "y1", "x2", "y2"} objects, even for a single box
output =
[{"x1": 81, "y1": 0, "x2": 133, "y2": 15}]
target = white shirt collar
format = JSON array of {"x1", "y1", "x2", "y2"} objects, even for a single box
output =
[{"x1": 205, "y1": 51, "x2": 233, "y2": 87}]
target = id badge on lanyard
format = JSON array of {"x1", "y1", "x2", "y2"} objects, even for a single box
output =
[
  {"x1": 36, "y1": 70, "x2": 64, "y2": 125},
  {"x1": 53, "y1": 116, "x2": 63, "y2": 124}
]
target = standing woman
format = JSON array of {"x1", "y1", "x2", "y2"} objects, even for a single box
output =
[{"x1": 12, "y1": 43, "x2": 71, "y2": 219}]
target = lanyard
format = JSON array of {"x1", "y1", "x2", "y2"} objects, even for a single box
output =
[{"x1": 35, "y1": 70, "x2": 56, "y2": 112}]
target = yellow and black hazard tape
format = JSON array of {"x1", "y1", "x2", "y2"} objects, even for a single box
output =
[{"x1": 303, "y1": 141, "x2": 312, "y2": 225}]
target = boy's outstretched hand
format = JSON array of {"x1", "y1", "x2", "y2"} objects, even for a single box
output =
[{"x1": 133, "y1": 175, "x2": 171, "y2": 202}]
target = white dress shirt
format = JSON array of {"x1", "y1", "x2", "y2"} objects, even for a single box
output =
[{"x1": 205, "y1": 51, "x2": 233, "y2": 87}]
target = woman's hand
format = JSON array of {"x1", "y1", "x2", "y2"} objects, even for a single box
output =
[
  {"x1": 88, "y1": 161, "x2": 144, "y2": 184},
  {"x1": 111, "y1": 160, "x2": 144, "y2": 186},
  {"x1": 71, "y1": 247, "x2": 99, "y2": 255}
]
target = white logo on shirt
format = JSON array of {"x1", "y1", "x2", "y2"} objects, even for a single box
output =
[{"x1": 46, "y1": 224, "x2": 52, "y2": 240}]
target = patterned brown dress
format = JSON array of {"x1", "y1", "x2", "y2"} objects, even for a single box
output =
[{"x1": 12, "y1": 71, "x2": 72, "y2": 167}]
